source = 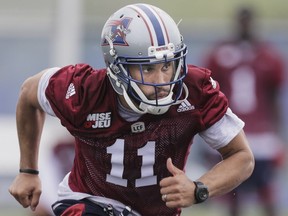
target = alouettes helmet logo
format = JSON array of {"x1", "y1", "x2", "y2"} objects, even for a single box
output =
[{"x1": 102, "y1": 17, "x2": 132, "y2": 46}]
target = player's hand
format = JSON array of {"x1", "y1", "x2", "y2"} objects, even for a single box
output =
[
  {"x1": 159, "y1": 158, "x2": 195, "y2": 208},
  {"x1": 8, "y1": 173, "x2": 42, "y2": 211}
]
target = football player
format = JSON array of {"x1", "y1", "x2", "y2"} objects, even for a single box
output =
[{"x1": 9, "y1": 4, "x2": 254, "y2": 216}]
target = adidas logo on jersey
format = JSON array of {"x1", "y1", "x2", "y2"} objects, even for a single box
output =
[
  {"x1": 66, "y1": 83, "x2": 76, "y2": 99},
  {"x1": 210, "y1": 77, "x2": 217, "y2": 89},
  {"x1": 177, "y1": 100, "x2": 195, "y2": 112}
]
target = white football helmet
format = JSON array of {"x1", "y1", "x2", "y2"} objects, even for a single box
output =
[{"x1": 101, "y1": 3, "x2": 188, "y2": 115}]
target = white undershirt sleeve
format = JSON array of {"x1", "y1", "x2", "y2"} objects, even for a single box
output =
[
  {"x1": 37, "y1": 67, "x2": 61, "y2": 116},
  {"x1": 199, "y1": 108, "x2": 245, "y2": 150}
]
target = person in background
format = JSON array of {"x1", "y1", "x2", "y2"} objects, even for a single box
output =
[
  {"x1": 202, "y1": 6, "x2": 286, "y2": 216},
  {"x1": 9, "y1": 3, "x2": 254, "y2": 216}
]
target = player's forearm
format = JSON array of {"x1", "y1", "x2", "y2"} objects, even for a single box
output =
[
  {"x1": 16, "y1": 81, "x2": 45, "y2": 170},
  {"x1": 198, "y1": 131, "x2": 254, "y2": 198},
  {"x1": 200, "y1": 150, "x2": 254, "y2": 198}
]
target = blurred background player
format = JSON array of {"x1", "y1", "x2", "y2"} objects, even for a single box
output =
[{"x1": 202, "y1": 6, "x2": 286, "y2": 216}]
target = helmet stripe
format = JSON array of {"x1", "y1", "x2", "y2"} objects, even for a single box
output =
[
  {"x1": 129, "y1": 4, "x2": 168, "y2": 47},
  {"x1": 137, "y1": 4, "x2": 166, "y2": 46},
  {"x1": 153, "y1": 9, "x2": 170, "y2": 44},
  {"x1": 129, "y1": 5, "x2": 154, "y2": 46}
]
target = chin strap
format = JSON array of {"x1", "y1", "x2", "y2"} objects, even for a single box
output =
[
  {"x1": 122, "y1": 83, "x2": 189, "y2": 115},
  {"x1": 122, "y1": 87, "x2": 147, "y2": 114}
]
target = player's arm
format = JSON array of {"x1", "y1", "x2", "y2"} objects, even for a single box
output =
[
  {"x1": 198, "y1": 129, "x2": 254, "y2": 197},
  {"x1": 17, "y1": 70, "x2": 46, "y2": 173},
  {"x1": 160, "y1": 129, "x2": 254, "y2": 208},
  {"x1": 9, "y1": 69, "x2": 48, "y2": 211}
]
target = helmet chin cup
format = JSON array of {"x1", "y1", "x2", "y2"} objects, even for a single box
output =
[
  {"x1": 141, "y1": 104, "x2": 170, "y2": 115},
  {"x1": 122, "y1": 82, "x2": 189, "y2": 115},
  {"x1": 138, "y1": 83, "x2": 189, "y2": 115},
  {"x1": 139, "y1": 97, "x2": 173, "y2": 115},
  {"x1": 122, "y1": 86, "x2": 172, "y2": 115}
]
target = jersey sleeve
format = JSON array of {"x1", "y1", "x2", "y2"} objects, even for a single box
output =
[
  {"x1": 186, "y1": 66, "x2": 243, "y2": 149},
  {"x1": 199, "y1": 108, "x2": 244, "y2": 149},
  {"x1": 38, "y1": 67, "x2": 60, "y2": 116},
  {"x1": 187, "y1": 65, "x2": 229, "y2": 129},
  {"x1": 44, "y1": 64, "x2": 96, "y2": 130}
]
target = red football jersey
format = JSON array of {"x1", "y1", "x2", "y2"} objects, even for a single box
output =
[
  {"x1": 204, "y1": 40, "x2": 284, "y2": 133},
  {"x1": 45, "y1": 64, "x2": 228, "y2": 215}
]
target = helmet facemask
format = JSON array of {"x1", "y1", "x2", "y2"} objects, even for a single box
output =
[{"x1": 107, "y1": 43, "x2": 188, "y2": 115}]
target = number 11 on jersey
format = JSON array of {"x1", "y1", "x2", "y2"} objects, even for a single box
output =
[{"x1": 106, "y1": 139, "x2": 157, "y2": 187}]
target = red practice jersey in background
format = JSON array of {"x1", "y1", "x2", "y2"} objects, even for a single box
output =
[{"x1": 204, "y1": 40, "x2": 284, "y2": 133}]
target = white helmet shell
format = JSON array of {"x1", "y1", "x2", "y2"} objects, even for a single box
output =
[{"x1": 101, "y1": 4, "x2": 188, "y2": 115}]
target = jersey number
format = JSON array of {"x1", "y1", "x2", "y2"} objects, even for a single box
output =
[
  {"x1": 230, "y1": 66, "x2": 256, "y2": 114},
  {"x1": 106, "y1": 139, "x2": 157, "y2": 187}
]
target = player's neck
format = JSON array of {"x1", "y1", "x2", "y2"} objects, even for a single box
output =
[{"x1": 117, "y1": 96, "x2": 142, "y2": 122}]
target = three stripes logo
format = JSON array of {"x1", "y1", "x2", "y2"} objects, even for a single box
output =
[
  {"x1": 177, "y1": 100, "x2": 195, "y2": 112},
  {"x1": 65, "y1": 83, "x2": 76, "y2": 99}
]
